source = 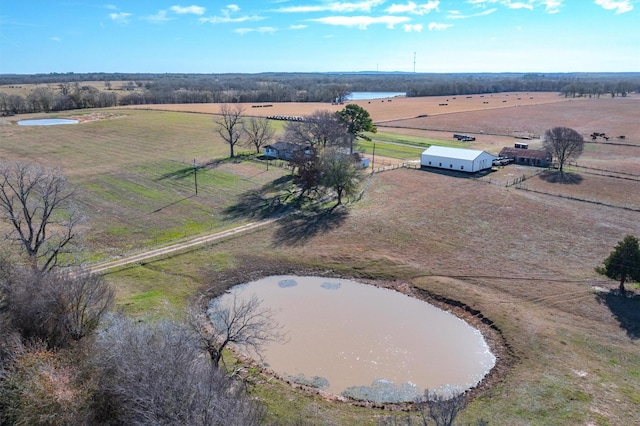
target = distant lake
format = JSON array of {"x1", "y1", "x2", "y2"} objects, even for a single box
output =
[
  {"x1": 348, "y1": 92, "x2": 405, "y2": 100},
  {"x1": 18, "y1": 118, "x2": 79, "y2": 126}
]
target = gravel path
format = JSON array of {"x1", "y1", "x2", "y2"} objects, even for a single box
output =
[{"x1": 87, "y1": 218, "x2": 278, "y2": 274}]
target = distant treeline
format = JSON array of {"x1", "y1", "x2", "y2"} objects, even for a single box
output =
[{"x1": 1, "y1": 72, "x2": 638, "y2": 115}]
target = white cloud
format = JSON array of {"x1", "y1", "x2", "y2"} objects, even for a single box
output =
[
  {"x1": 540, "y1": 0, "x2": 563, "y2": 13},
  {"x1": 404, "y1": 23, "x2": 424, "y2": 31},
  {"x1": 290, "y1": 24, "x2": 308, "y2": 30},
  {"x1": 170, "y1": 5, "x2": 206, "y2": 15},
  {"x1": 428, "y1": 22, "x2": 452, "y2": 30},
  {"x1": 234, "y1": 26, "x2": 277, "y2": 34},
  {"x1": 109, "y1": 12, "x2": 132, "y2": 23},
  {"x1": 311, "y1": 15, "x2": 411, "y2": 29},
  {"x1": 276, "y1": 1, "x2": 385, "y2": 13},
  {"x1": 145, "y1": 10, "x2": 172, "y2": 23},
  {"x1": 200, "y1": 5, "x2": 263, "y2": 23},
  {"x1": 594, "y1": 0, "x2": 633, "y2": 14},
  {"x1": 50, "y1": 36, "x2": 61, "y2": 42},
  {"x1": 387, "y1": 1, "x2": 440, "y2": 14},
  {"x1": 506, "y1": 2, "x2": 534, "y2": 10},
  {"x1": 447, "y1": 7, "x2": 497, "y2": 18}
]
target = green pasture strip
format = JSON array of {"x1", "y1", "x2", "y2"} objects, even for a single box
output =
[
  {"x1": 356, "y1": 139, "x2": 424, "y2": 159},
  {"x1": 369, "y1": 131, "x2": 475, "y2": 148},
  {"x1": 106, "y1": 250, "x2": 235, "y2": 317},
  {"x1": 79, "y1": 158, "x2": 285, "y2": 259}
]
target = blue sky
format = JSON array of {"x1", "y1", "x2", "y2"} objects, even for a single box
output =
[{"x1": 1, "y1": 1, "x2": 639, "y2": 74}]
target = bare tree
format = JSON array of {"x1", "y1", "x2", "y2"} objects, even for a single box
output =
[
  {"x1": 415, "y1": 390, "x2": 467, "y2": 426},
  {"x1": 284, "y1": 110, "x2": 352, "y2": 153},
  {"x1": 543, "y1": 127, "x2": 584, "y2": 172},
  {"x1": 244, "y1": 116, "x2": 275, "y2": 154},
  {"x1": 92, "y1": 314, "x2": 264, "y2": 425},
  {"x1": 191, "y1": 292, "x2": 284, "y2": 369},
  {"x1": 3, "y1": 267, "x2": 113, "y2": 348},
  {"x1": 215, "y1": 104, "x2": 245, "y2": 158},
  {"x1": 0, "y1": 162, "x2": 83, "y2": 272}
]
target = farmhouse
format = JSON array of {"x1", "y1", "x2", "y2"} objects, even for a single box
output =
[
  {"x1": 263, "y1": 142, "x2": 307, "y2": 160},
  {"x1": 498, "y1": 147, "x2": 552, "y2": 167},
  {"x1": 421, "y1": 146, "x2": 496, "y2": 173}
]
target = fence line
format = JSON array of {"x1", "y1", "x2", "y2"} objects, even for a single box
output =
[{"x1": 514, "y1": 185, "x2": 640, "y2": 212}]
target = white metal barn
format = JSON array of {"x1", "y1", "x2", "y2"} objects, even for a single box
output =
[{"x1": 421, "y1": 146, "x2": 496, "y2": 173}]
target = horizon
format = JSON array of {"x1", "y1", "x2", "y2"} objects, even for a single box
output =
[{"x1": 1, "y1": 1, "x2": 639, "y2": 74}]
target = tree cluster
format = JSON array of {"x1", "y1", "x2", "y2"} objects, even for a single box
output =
[
  {"x1": 3, "y1": 72, "x2": 638, "y2": 115},
  {"x1": 0, "y1": 84, "x2": 118, "y2": 115}
]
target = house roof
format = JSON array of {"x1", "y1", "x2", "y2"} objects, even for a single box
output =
[
  {"x1": 422, "y1": 145, "x2": 495, "y2": 161},
  {"x1": 265, "y1": 141, "x2": 302, "y2": 151},
  {"x1": 499, "y1": 147, "x2": 551, "y2": 160}
]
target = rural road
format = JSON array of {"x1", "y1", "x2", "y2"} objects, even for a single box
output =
[{"x1": 87, "y1": 217, "x2": 278, "y2": 274}]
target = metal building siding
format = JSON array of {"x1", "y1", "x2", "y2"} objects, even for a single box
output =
[{"x1": 421, "y1": 146, "x2": 496, "y2": 172}]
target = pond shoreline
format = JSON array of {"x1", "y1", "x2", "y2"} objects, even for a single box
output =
[{"x1": 200, "y1": 259, "x2": 515, "y2": 411}]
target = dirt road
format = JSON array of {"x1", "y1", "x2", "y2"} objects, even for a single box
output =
[{"x1": 87, "y1": 218, "x2": 278, "y2": 274}]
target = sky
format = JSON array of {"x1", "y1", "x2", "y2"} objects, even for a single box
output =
[{"x1": 1, "y1": 0, "x2": 639, "y2": 74}]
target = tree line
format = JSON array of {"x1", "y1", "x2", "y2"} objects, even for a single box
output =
[{"x1": 2, "y1": 72, "x2": 638, "y2": 115}]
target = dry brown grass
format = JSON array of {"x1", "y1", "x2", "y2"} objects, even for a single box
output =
[{"x1": 120, "y1": 91, "x2": 566, "y2": 122}]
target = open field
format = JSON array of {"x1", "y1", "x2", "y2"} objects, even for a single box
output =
[
  {"x1": 0, "y1": 96, "x2": 639, "y2": 424},
  {"x1": 120, "y1": 91, "x2": 568, "y2": 122}
]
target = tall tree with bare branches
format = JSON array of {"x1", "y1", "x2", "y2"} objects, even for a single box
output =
[
  {"x1": 0, "y1": 162, "x2": 82, "y2": 272},
  {"x1": 215, "y1": 104, "x2": 245, "y2": 158},
  {"x1": 190, "y1": 292, "x2": 284, "y2": 369},
  {"x1": 284, "y1": 110, "x2": 351, "y2": 153},
  {"x1": 244, "y1": 116, "x2": 275, "y2": 154},
  {"x1": 543, "y1": 127, "x2": 584, "y2": 172}
]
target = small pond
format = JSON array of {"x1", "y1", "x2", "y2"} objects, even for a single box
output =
[
  {"x1": 17, "y1": 118, "x2": 79, "y2": 126},
  {"x1": 211, "y1": 276, "x2": 495, "y2": 402}
]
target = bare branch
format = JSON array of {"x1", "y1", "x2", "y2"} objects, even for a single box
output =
[
  {"x1": 0, "y1": 162, "x2": 82, "y2": 272},
  {"x1": 244, "y1": 116, "x2": 275, "y2": 153},
  {"x1": 195, "y1": 292, "x2": 285, "y2": 369},
  {"x1": 215, "y1": 104, "x2": 245, "y2": 158}
]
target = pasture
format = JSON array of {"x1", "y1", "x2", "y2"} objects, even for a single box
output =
[{"x1": 0, "y1": 95, "x2": 639, "y2": 424}]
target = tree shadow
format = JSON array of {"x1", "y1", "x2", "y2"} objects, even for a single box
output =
[
  {"x1": 272, "y1": 207, "x2": 348, "y2": 247},
  {"x1": 539, "y1": 170, "x2": 583, "y2": 184},
  {"x1": 595, "y1": 291, "x2": 640, "y2": 339},
  {"x1": 157, "y1": 166, "x2": 196, "y2": 181},
  {"x1": 223, "y1": 175, "x2": 295, "y2": 220}
]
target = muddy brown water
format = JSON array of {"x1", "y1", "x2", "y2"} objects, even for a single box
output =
[{"x1": 212, "y1": 276, "x2": 495, "y2": 402}]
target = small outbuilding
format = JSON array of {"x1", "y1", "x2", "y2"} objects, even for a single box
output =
[
  {"x1": 421, "y1": 146, "x2": 497, "y2": 173},
  {"x1": 498, "y1": 147, "x2": 551, "y2": 167}
]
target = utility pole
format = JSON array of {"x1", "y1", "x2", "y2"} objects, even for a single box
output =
[
  {"x1": 372, "y1": 142, "x2": 376, "y2": 173},
  {"x1": 193, "y1": 159, "x2": 198, "y2": 195}
]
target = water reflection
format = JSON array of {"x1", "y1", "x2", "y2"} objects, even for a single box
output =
[
  {"x1": 17, "y1": 118, "x2": 79, "y2": 126},
  {"x1": 214, "y1": 275, "x2": 495, "y2": 402}
]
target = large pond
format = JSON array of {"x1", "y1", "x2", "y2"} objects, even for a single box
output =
[
  {"x1": 212, "y1": 276, "x2": 495, "y2": 402},
  {"x1": 349, "y1": 92, "x2": 405, "y2": 100},
  {"x1": 17, "y1": 118, "x2": 79, "y2": 126}
]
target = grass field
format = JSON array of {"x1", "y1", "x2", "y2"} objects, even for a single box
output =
[{"x1": 0, "y1": 95, "x2": 639, "y2": 425}]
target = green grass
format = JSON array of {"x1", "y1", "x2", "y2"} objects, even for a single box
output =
[{"x1": 355, "y1": 131, "x2": 473, "y2": 159}]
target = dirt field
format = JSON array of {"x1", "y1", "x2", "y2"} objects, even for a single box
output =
[{"x1": 120, "y1": 91, "x2": 568, "y2": 122}]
